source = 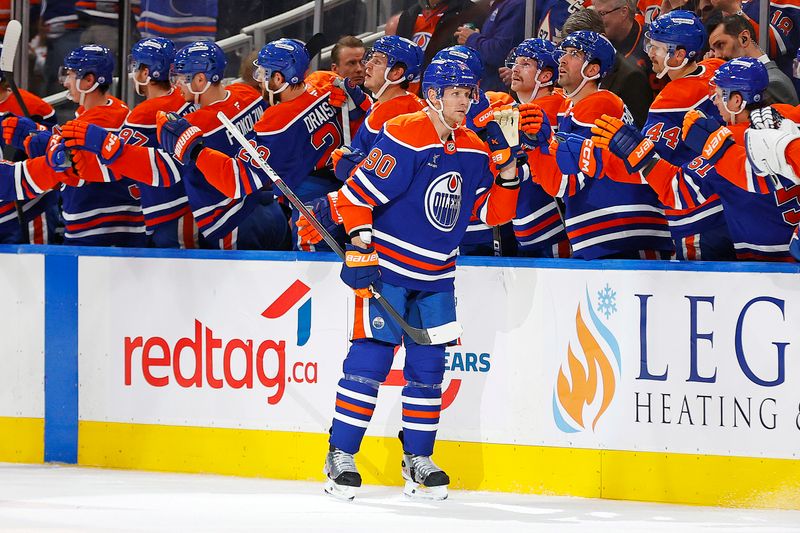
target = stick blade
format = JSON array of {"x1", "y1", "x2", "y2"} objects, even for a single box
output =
[
  {"x1": 0, "y1": 20, "x2": 21, "y2": 72},
  {"x1": 426, "y1": 321, "x2": 463, "y2": 345}
]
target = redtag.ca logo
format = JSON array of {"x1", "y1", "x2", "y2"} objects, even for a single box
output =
[{"x1": 123, "y1": 280, "x2": 317, "y2": 405}]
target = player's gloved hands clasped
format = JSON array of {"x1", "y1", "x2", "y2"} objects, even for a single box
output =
[
  {"x1": 518, "y1": 103, "x2": 552, "y2": 154},
  {"x1": 486, "y1": 105, "x2": 522, "y2": 169},
  {"x1": 61, "y1": 120, "x2": 123, "y2": 164},
  {"x1": 331, "y1": 77, "x2": 369, "y2": 110},
  {"x1": 2, "y1": 115, "x2": 47, "y2": 152},
  {"x1": 44, "y1": 134, "x2": 70, "y2": 172},
  {"x1": 340, "y1": 243, "x2": 380, "y2": 299},
  {"x1": 591, "y1": 113, "x2": 656, "y2": 174},
  {"x1": 156, "y1": 111, "x2": 204, "y2": 164},
  {"x1": 332, "y1": 146, "x2": 366, "y2": 181},
  {"x1": 296, "y1": 191, "x2": 342, "y2": 245},
  {"x1": 681, "y1": 109, "x2": 733, "y2": 164},
  {"x1": 554, "y1": 133, "x2": 603, "y2": 178},
  {"x1": 24, "y1": 131, "x2": 54, "y2": 159}
]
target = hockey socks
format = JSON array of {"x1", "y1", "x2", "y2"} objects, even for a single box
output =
[{"x1": 329, "y1": 377, "x2": 379, "y2": 454}]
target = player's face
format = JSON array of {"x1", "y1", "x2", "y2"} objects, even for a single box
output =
[
  {"x1": 333, "y1": 47, "x2": 366, "y2": 86},
  {"x1": 60, "y1": 69, "x2": 86, "y2": 101},
  {"x1": 440, "y1": 86, "x2": 473, "y2": 125},
  {"x1": 172, "y1": 72, "x2": 203, "y2": 102},
  {"x1": 557, "y1": 47, "x2": 585, "y2": 92},
  {"x1": 708, "y1": 26, "x2": 744, "y2": 60},
  {"x1": 363, "y1": 51, "x2": 390, "y2": 92},
  {"x1": 509, "y1": 56, "x2": 539, "y2": 93},
  {"x1": 712, "y1": 86, "x2": 741, "y2": 121},
  {"x1": 645, "y1": 39, "x2": 669, "y2": 74}
]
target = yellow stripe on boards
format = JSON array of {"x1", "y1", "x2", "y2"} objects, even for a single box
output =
[
  {"x1": 78, "y1": 421, "x2": 800, "y2": 510},
  {"x1": 0, "y1": 417, "x2": 44, "y2": 463},
  {"x1": 601, "y1": 450, "x2": 800, "y2": 509}
]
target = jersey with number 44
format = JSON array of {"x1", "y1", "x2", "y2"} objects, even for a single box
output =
[{"x1": 643, "y1": 60, "x2": 728, "y2": 239}]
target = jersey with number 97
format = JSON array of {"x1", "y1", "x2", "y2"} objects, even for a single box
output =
[{"x1": 118, "y1": 89, "x2": 194, "y2": 240}]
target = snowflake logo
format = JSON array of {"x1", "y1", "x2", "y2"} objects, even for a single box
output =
[{"x1": 597, "y1": 284, "x2": 617, "y2": 319}]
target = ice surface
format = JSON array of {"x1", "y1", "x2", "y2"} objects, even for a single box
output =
[{"x1": 0, "y1": 463, "x2": 798, "y2": 532}]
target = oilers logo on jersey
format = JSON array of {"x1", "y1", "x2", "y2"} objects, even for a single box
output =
[
  {"x1": 425, "y1": 172, "x2": 462, "y2": 231},
  {"x1": 413, "y1": 32, "x2": 432, "y2": 51}
]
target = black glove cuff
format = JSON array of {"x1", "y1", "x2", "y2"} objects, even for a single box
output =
[
  {"x1": 495, "y1": 175, "x2": 520, "y2": 189},
  {"x1": 189, "y1": 142, "x2": 205, "y2": 162}
]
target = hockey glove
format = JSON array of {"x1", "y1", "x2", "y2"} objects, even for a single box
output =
[
  {"x1": 44, "y1": 134, "x2": 70, "y2": 172},
  {"x1": 156, "y1": 111, "x2": 204, "y2": 164},
  {"x1": 791, "y1": 227, "x2": 800, "y2": 262},
  {"x1": 591, "y1": 114, "x2": 656, "y2": 174},
  {"x1": 340, "y1": 244, "x2": 380, "y2": 299},
  {"x1": 486, "y1": 105, "x2": 522, "y2": 169},
  {"x1": 331, "y1": 77, "x2": 369, "y2": 111},
  {"x1": 332, "y1": 146, "x2": 367, "y2": 181},
  {"x1": 296, "y1": 191, "x2": 342, "y2": 245},
  {"x1": 24, "y1": 130, "x2": 54, "y2": 159},
  {"x1": 554, "y1": 133, "x2": 603, "y2": 178},
  {"x1": 749, "y1": 106, "x2": 784, "y2": 130},
  {"x1": 2, "y1": 115, "x2": 47, "y2": 152},
  {"x1": 518, "y1": 103, "x2": 552, "y2": 154},
  {"x1": 681, "y1": 109, "x2": 733, "y2": 164},
  {"x1": 745, "y1": 119, "x2": 800, "y2": 186},
  {"x1": 60, "y1": 120, "x2": 124, "y2": 164}
]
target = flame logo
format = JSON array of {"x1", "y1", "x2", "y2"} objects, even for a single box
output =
[{"x1": 553, "y1": 286, "x2": 621, "y2": 433}]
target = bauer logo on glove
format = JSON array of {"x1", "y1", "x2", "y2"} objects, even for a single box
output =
[{"x1": 702, "y1": 126, "x2": 733, "y2": 160}]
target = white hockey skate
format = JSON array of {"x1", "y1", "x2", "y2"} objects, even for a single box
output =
[
  {"x1": 323, "y1": 446, "x2": 361, "y2": 501},
  {"x1": 401, "y1": 453, "x2": 450, "y2": 501}
]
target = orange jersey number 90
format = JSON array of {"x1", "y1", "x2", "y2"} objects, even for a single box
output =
[{"x1": 362, "y1": 148, "x2": 397, "y2": 179}]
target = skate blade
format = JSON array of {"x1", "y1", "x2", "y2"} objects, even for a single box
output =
[
  {"x1": 324, "y1": 478, "x2": 356, "y2": 501},
  {"x1": 403, "y1": 480, "x2": 448, "y2": 501}
]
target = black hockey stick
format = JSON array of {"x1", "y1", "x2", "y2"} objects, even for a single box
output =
[
  {"x1": 1, "y1": 19, "x2": 31, "y2": 243},
  {"x1": 492, "y1": 226, "x2": 502, "y2": 256},
  {"x1": 216, "y1": 111, "x2": 462, "y2": 346},
  {"x1": 304, "y1": 32, "x2": 326, "y2": 61}
]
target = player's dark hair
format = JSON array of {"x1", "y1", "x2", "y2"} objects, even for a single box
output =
[
  {"x1": 391, "y1": 61, "x2": 411, "y2": 89},
  {"x1": 715, "y1": 14, "x2": 757, "y2": 41},
  {"x1": 152, "y1": 80, "x2": 171, "y2": 91}
]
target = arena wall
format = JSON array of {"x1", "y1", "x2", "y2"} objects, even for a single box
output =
[{"x1": 3, "y1": 245, "x2": 800, "y2": 509}]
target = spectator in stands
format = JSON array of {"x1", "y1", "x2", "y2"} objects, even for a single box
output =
[
  {"x1": 137, "y1": 0, "x2": 218, "y2": 46},
  {"x1": 593, "y1": 0, "x2": 666, "y2": 93},
  {"x1": 330, "y1": 36, "x2": 366, "y2": 86},
  {"x1": 76, "y1": 0, "x2": 119, "y2": 54},
  {"x1": 706, "y1": 12, "x2": 799, "y2": 105},
  {"x1": 561, "y1": 8, "x2": 653, "y2": 127},
  {"x1": 636, "y1": 0, "x2": 661, "y2": 24},
  {"x1": 39, "y1": 0, "x2": 81, "y2": 94},
  {"x1": 452, "y1": 0, "x2": 525, "y2": 92},
  {"x1": 536, "y1": 0, "x2": 589, "y2": 42},
  {"x1": 394, "y1": 0, "x2": 489, "y2": 85}
]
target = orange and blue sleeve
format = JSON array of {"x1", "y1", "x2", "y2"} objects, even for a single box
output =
[{"x1": 107, "y1": 143, "x2": 183, "y2": 187}]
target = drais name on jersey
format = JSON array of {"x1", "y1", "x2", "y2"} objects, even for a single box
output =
[{"x1": 302, "y1": 101, "x2": 338, "y2": 133}]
